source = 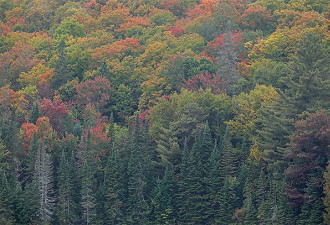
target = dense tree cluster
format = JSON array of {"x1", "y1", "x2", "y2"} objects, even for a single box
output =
[{"x1": 0, "y1": 0, "x2": 329, "y2": 224}]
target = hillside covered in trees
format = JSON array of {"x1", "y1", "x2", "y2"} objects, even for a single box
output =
[{"x1": 0, "y1": 0, "x2": 329, "y2": 224}]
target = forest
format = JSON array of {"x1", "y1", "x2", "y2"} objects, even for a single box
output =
[{"x1": 0, "y1": 0, "x2": 329, "y2": 224}]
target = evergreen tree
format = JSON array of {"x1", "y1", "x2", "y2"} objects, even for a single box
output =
[
  {"x1": 201, "y1": 121, "x2": 213, "y2": 167},
  {"x1": 29, "y1": 101, "x2": 40, "y2": 124},
  {"x1": 219, "y1": 126, "x2": 239, "y2": 179},
  {"x1": 257, "y1": 102, "x2": 294, "y2": 177},
  {"x1": 178, "y1": 130, "x2": 210, "y2": 224},
  {"x1": 284, "y1": 32, "x2": 329, "y2": 114},
  {"x1": 27, "y1": 131, "x2": 38, "y2": 174},
  {"x1": 126, "y1": 116, "x2": 151, "y2": 224},
  {"x1": 297, "y1": 179, "x2": 325, "y2": 225},
  {"x1": 324, "y1": 161, "x2": 330, "y2": 224},
  {"x1": 81, "y1": 134, "x2": 96, "y2": 225},
  {"x1": 0, "y1": 170, "x2": 15, "y2": 224},
  {"x1": 151, "y1": 166, "x2": 177, "y2": 225},
  {"x1": 56, "y1": 147, "x2": 79, "y2": 224},
  {"x1": 96, "y1": 58, "x2": 110, "y2": 78},
  {"x1": 108, "y1": 112, "x2": 115, "y2": 144},
  {"x1": 51, "y1": 39, "x2": 70, "y2": 90},
  {"x1": 207, "y1": 140, "x2": 222, "y2": 223},
  {"x1": 155, "y1": 126, "x2": 181, "y2": 171},
  {"x1": 216, "y1": 176, "x2": 241, "y2": 224},
  {"x1": 104, "y1": 146, "x2": 126, "y2": 224},
  {"x1": 73, "y1": 121, "x2": 82, "y2": 137},
  {"x1": 34, "y1": 143, "x2": 55, "y2": 224},
  {"x1": 242, "y1": 183, "x2": 258, "y2": 225}
]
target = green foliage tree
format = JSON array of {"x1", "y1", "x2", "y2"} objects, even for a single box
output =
[
  {"x1": 104, "y1": 146, "x2": 126, "y2": 224},
  {"x1": 51, "y1": 40, "x2": 71, "y2": 90},
  {"x1": 151, "y1": 166, "x2": 177, "y2": 224},
  {"x1": 56, "y1": 147, "x2": 79, "y2": 224},
  {"x1": 29, "y1": 101, "x2": 40, "y2": 124},
  {"x1": 126, "y1": 116, "x2": 151, "y2": 224}
]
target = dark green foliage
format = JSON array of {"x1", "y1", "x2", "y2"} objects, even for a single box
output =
[
  {"x1": 104, "y1": 146, "x2": 126, "y2": 224},
  {"x1": 56, "y1": 147, "x2": 79, "y2": 224},
  {"x1": 81, "y1": 134, "x2": 96, "y2": 225},
  {"x1": 284, "y1": 32, "x2": 329, "y2": 114},
  {"x1": 151, "y1": 166, "x2": 177, "y2": 224},
  {"x1": 178, "y1": 130, "x2": 210, "y2": 224},
  {"x1": 126, "y1": 116, "x2": 151, "y2": 224},
  {"x1": 297, "y1": 180, "x2": 325, "y2": 225},
  {"x1": 73, "y1": 121, "x2": 82, "y2": 137},
  {"x1": 27, "y1": 131, "x2": 38, "y2": 174},
  {"x1": 51, "y1": 40, "x2": 71, "y2": 90},
  {"x1": 219, "y1": 126, "x2": 239, "y2": 179},
  {"x1": 0, "y1": 170, "x2": 15, "y2": 224},
  {"x1": 96, "y1": 58, "x2": 110, "y2": 78},
  {"x1": 257, "y1": 102, "x2": 294, "y2": 175},
  {"x1": 29, "y1": 101, "x2": 40, "y2": 124},
  {"x1": 216, "y1": 176, "x2": 241, "y2": 224}
]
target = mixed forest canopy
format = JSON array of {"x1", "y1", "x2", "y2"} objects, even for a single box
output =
[{"x1": 0, "y1": 0, "x2": 329, "y2": 224}]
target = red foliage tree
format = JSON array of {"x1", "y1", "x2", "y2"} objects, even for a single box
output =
[
  {"x1": 75, "y1": 76, "x2": 112, "y2": 113},
  {"x1": 285, "y1": 110, "x2": 330, "y2": 208},
  {"x1": 237, "y1": 5, "x2": 275, "y2": 31},
  {"x1": 39, "y1": 98, "x2": 68, "y2": 135},
  {"x1": 20, "y1": 122, "x2": 37, "y2": 154},
  {"x1": 181, "y1": 72, "x2": 227, "y2": 94}
]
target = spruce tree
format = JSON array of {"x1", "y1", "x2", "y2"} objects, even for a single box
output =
[
  {"x1": 34, "y1": 143, "x2": 55, "y2": 224},
  {"x1": 219, "y1": 126, "x2": 239, "y2": 179},
  {"x1": 104, "y1": 146, "x2": 126, "y2": 224},
  {"x1": 151, "y1": 166, "x2": 177, "y2": 224},
  {"x1": 57, "y1": 148, "x2": 79, "y2": 224},
  {"x1": 27, "y1": 130, "x2": 38, "y2": 174},
  {"x1": 0, "y1": 170, "x2": 15, "y2": 224},
  {"x1": 51, "y1": 39, "x2": 70, "y2": 90},
  {"x1": 178, "y1": 130, "x2": 210, "y2": 224},
  {"x1": 81, "y1": 134, "x2": 96, "y2": 225},
  {"x1": 216, "y1": 176, "x2": 240, "y2": 224},
  {"x1": 29, "y1": 101, "x2": 40, "y2": 124},
  {"x1": 126, "y1": 116, "x2": 150, "y2": 224},
  {"x1": 206, "y1": 140, "x2": 222, "y2": 223}
]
